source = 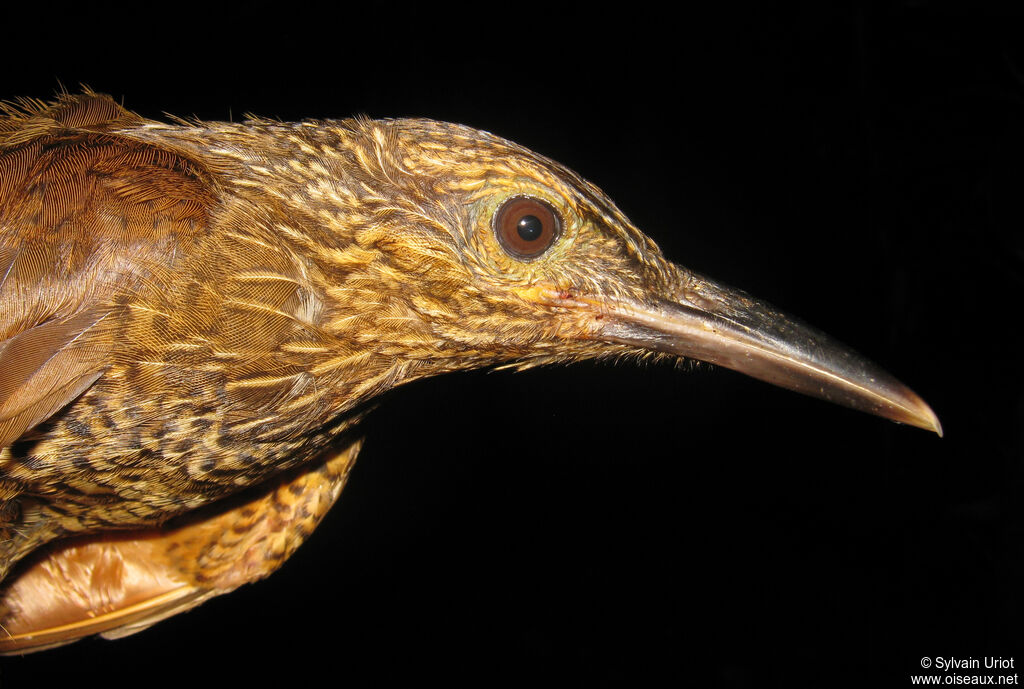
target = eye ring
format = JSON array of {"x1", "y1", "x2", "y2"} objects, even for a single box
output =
[{"x1": 493, "y1": 196, "x2": 562, "y2": 261}]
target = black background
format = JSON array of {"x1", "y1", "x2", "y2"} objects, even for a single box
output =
[{"x1": 2, "y1": 2, "x2": 1023, "y2": 687}]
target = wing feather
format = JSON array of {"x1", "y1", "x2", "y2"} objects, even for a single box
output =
[
  {"x1": 0, "y1": 437, "x2": 362, "y2": 653},
  {"x1": 0, "y1": 93, "x2": 214, "y2": 450}
]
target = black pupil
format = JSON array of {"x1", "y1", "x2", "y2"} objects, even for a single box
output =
[{"x1": 516, "y1": 215, "x2": 543, "y2": 242}]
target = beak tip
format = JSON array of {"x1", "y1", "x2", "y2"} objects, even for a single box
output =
[
  {"x1": 902, "y1": 391, "x2": 943, "y2": 437},
  {"x1": 922, "y1": 405, "x2": 943, "y2": 438}
]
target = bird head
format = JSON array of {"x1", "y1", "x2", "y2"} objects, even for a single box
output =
[
  {"x1": 235, "y1": 117, "x2": 937, "y2": 434},
  {"x1": 128, "y1": 111, "x2": 939, "y2": 434}
]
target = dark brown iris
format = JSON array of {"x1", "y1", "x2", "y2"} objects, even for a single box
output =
[{"x1": 494, "y1": 196, "x2": 561, "y2": 260}]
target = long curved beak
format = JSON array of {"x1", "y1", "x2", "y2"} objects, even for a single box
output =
[{"x1": 576, "y1": 271, "x2": 942, "y2": 435}]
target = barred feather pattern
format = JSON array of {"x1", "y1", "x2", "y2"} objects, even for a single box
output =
[
  {"x1": 0, "y1": 91, "x2": 941, "y2": 651},
  {"x1": 0, "y1": 93, "x2": 678, "y2": 583},
  {"x1": 0, "y1": 436, "x2": 361, "y2": 653}
]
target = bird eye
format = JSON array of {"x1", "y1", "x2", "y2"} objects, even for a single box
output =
[{"x1": 493, "y1": 196, "x2": 561, "y2": 260}]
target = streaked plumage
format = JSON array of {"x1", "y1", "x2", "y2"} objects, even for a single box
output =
[{"x1": 0, "y1": 92, "x2": 939, "y2": 652}]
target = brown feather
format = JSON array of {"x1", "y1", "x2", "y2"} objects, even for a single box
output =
[
  {"x1": 0, "y1": 91, "x2": 936, "y2": 650},
  {"x1": 0, "y1": 436, "x2": 361, "y2": 653},
  {"x1": 0, "y1": 310, "x2": 108, "y2": 447}
]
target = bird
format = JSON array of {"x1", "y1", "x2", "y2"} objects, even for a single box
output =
[{"x1": 0, "y1": 91, "x2": 941, "y2": 653}]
